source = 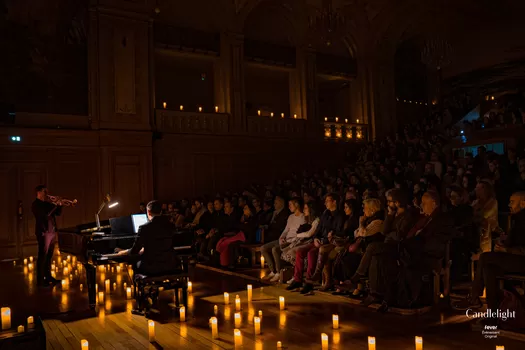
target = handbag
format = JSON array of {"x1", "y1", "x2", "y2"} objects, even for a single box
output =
[{"x1": 347, "y1": 237, "x2": 363, "y2": 253}]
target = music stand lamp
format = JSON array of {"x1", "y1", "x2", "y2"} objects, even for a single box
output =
[{"x1": 95, "y1": 194, "x2": 119, "y2": 233}]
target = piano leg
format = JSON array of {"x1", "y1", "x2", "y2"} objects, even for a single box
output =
[
  {"x1": 181, "y1": 277, "x2": 188, "y2": 307},
  {"x1": 85, "y1": 263, "x2": 97, "y2": 309}
]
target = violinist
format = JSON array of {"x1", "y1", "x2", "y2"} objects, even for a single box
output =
[{"x1": 32, "y1": 185, "x2": 62, "y2": 287}]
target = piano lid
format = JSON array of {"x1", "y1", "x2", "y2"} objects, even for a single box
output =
[{"x1": 59, "y1": 220, "x2": 110, "y2": 233}]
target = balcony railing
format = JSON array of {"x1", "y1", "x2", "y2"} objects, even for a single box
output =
[
  {"x1": 155, "y1": 109, "x2": 229, "y2": 134},
  {"x1": 323, "y1": 122, "x2": 368, "y2": 142},
  {"x1": 247, "y1": 116, "x2": 308, "y2": 137}
]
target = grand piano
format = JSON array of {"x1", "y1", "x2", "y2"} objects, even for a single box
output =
[{"x1": 57, "y1": 215, "x2": 195, "y2": 309}]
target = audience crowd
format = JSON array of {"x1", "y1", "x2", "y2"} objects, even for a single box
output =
[{"x1": 139, "y1": 112, "x2": 525, "y2": 318}]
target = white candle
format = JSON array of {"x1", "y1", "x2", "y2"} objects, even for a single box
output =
[
  {"x1": 27, "y1": 316, "x2": 34, "y2": 327},
  {"x1": 105, "y1": 279, "x2": 110, "y2": 293},
  {"x1": 80, "y1": 284, "x2": 83, "y2": 291},
  {"x1": 277, "y1": 341, "x2": 282, "y2": 348},
  {"x1": 198, "y1": 106, "x2": 202, "y2": 112},
  {"x1": 279, "y1": 296, "x2": 285, "y2": 310},
  {"x1": 321, "y1": 333, "x2": 328, "y2": 349},
  {"x1": 368, "y1": 336, "x2": 376, "y2": 350},
  {"x1": 124, "y1": 282, "x2": 127, "y2": 289},
  {"x1": 163, "y1": 102, "x2": 167, "y2": 109},
  {"x1": 1, "y1": 307, "x2": 11, "y2": 330},
  {"x1": 234, "y1": 312, "x2": 241, "y2": 328},
  {"x1": 258, "y1": 310, "x2": 263, "y2": 319},
  {"x1": 247, "y1": 285, "x2": 252, "y2": 301},
  {"x1": 415, "y1": 336, "x2": 423, "y2": 350},
  {"x1": 335, "y1": 117, "x2": 339, "y2": 122},
  {"x1": 116, "y1": 266, "x2": 121, "y2": 273},
  {"x1": 332, "y1": 314, "x2": 339, "y2": 329},
  {"x1": 224, "y1": 292, "x2": 229, "y2": 305},
  {"x1": 215, "y1": 106, "x2": 219, "y2": 113},
  {"x1": 148, "y1": 320, "x2": 155, "y2": 342},
  {"x1": 28, "y1": 263, "x2": 33, "y2": 271},
  {"x1": 496, "y1": 346, "x2": 504, "y2": 350},
  {"x1": 187, "y1": 281, "x2": 192, "y2": 293},
  {"x1": 63, "y1": 267, "x2": 68, "y2": 275},
  {"x1": 254, "y1": 316, "x2": 261, "y2": 335},
  {"x1": 235, "y1": 295, "x2": 241, "y2": 311},
  {"x1": 17, "y1": 325, "x2": 24, "y2": 333},
  {"x1": 179, "y1": 306, "x2": 186, "y2": 322},
  {"x1": 294, "y1": 114, "x2": 297, "y2": 119},
  {"x1": 281, "y1": 113, "x2": 284, "y2": 118},
  {"x1": 180, "y1": 105, "x2": 184, "y2": 111},
  {"x1": 30, "y1": 256, "x2": 34, "y2": 263},
  {"x1": 214, "y1": 305, "x2": 218, "y2": 315},
  {"x1": 61, "y1": 279, "x2": 69, "y2": 291},
  {"x1": 113, "y1": 282, "x2": 116, "y2": 291},
  {"x1": 257, "y1": 110, "x2": 261, "y2": 116},
  {"x1": 24, "y1": 258, "x2": 27, "y2": 265},
  {"x1": 81, "y1": 339, "x2": 89, "y2": 350},
  {"x1": 111, "y1": 267, "x2": 114, "y2": 273},
  {"x1": 98, "y1": 292, "x2": 104, "y2": 305},
  {"x1": 270, "y1": 112, "x2": 274, "y2": 117},
  {"x1": 95, "y1": 284, "x2": 98, "y2": 292},
  {"x1": 260, "y1": 256, "x2": 265, "y2": 267},
  {"x1": 72, "y1": 256, "x2": 76, "y2": 264},
  {"x1": 234, "y1": 329, "x2": 242, "y2": 348},
  {"x1": 126, "y1": 287, "x2": 132, "y2": 299},
  {"x1": 210, "y1": 317, "x2": 218, "y2": 339}
]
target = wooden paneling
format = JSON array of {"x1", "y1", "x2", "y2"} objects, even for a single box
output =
[{"x1": 0, "y1": 164, "x2": 17, "y2": 259}]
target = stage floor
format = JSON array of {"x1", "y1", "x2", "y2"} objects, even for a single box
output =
[{"x1": 0, "y1": 258, "x2": 523, "y2": 349}]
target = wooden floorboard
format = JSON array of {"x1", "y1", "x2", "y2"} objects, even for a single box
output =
[{"x1": 2, "y1": 260, "x2": 524, "y2": 350}]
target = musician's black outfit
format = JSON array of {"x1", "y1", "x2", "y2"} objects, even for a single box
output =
[
  {"x1": 32, "y1": 198, "x2": 62, "y2": 286},
  {"x1": 129, "y1": 215, "x2": 176, "y2": 275}
]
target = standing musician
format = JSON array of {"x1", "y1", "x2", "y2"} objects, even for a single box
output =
[{"x1": 32, "y1": 185, "x2": 62, "y2": 287}]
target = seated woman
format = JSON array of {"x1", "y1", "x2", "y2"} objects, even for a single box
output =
[
  {"x1": 216, "y1": 204, "x2": 257, "y2": 268},
  {"x1": 281, "y1": 202, "x2": 320, "y2": 281},
  {"x1": 322, "y1": 199, "x2": 360, "y2": 291},
  {"x1": 333, "y1": 198, "x2": 384, "y2": 295},
  {"x1": 262, "y1": 198, "x2": 305, "y2": 282}
]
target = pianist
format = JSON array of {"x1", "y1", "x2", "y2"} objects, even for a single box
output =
[{"x1": 116, "y1": 200, "x2": 177, "y2": 275}]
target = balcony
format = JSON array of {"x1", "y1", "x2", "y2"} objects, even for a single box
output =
[
  {"x1": 155, "y1": 109, "x2": 229, "y2": 134},
  {"x1": 323, "y1": 121, "x2": 368, "y2": 142},
  {"x1": 247, "y1": 116, "x2": 309, "y2": 138}
]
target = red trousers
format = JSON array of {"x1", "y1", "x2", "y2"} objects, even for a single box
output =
[{"x1": 293, "y1": 243, "x2": 319, "y2": 282}]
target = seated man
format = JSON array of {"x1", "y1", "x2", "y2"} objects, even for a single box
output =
[
  {"x1": 455, "y1": 191, "x2": 525, "y2": 315},
  {"x1": 117, "y1": 200, "x2": 176, "y2": 276},
  {"x1": 367, "y1": 190, "x2": 453, "y2": 311},
  {"x1": 260, "y1": 196, "x2": 289, "y2": 279},
  {"x1": 196, "y1": 198, "x2": 226, "y2": 258}
]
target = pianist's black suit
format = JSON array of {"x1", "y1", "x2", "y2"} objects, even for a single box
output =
[{"x1": 130, "y1": 215, "x2": 176, "y2": 275}]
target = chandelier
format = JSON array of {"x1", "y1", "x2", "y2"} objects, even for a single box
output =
[
  {"x1": 421, "y1": 38, "x2": 453, "y2": 70},
  {"x1": 308, "y1": 0, "x2": 346, "y2": 46}
]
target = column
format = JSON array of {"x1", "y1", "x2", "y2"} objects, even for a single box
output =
[
  {"x1": 218, "y1": 32, "x2": 246, "y2": 133},
  {"x1": 296, "y1": 47, "x2": 319, "y2": 123}
]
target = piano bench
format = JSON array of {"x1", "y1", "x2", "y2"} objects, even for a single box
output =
[{"x1": 134, "y1": 273, "x2": 190, "y2": 312}]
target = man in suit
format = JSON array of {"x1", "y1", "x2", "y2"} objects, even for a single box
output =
[
  {"x1": 117, "y1": 200, "x2": 176, "y2": 275},
  {"x1": 32, "y1": 185, "x2": 62, "y2": 287},
  {"x1": 367, "y1": 190, "x2": 453, "y2": 311}
]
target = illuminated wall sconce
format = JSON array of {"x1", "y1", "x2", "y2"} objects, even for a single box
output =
[
  {"x1": 293, "y1": 114, "x2": 297, "y2": 119},
  {"x1": 356, "y1": 127, "x2": 362, "y2": 139},
  {"x1": 335, "y1": 126, "x2": 342, "y2": 138},
  {"x1": 335, "y1": 117, "x2": 339, "y2": 122},
  {"x1": 270, "y1": 112, "x2": 274, "y2": 117},
  {"x1": 180, "y1": 105, "x2": 184, "y2": 111},
  {"x1": 346, "y1": 130, "x2": 352, "y2": 139},
  {"x1": 215, "y1": 106, "x2": 219, "y2": 113},
  {"x1": 324, "y1": 126, "x2": 331, "y2": 138},
  {"x1": 257, "y1": 110, "x2": 261, "y2": 116},
  {"x1": 198, "y1": 106, "x2": 203, "y2": 112},
  {"x1": 162, "y1": 102, "x2": 167, "y2": 109},
  {"x1": 281, "y1": 113, "x2": 284, "y2": 118},
  {"x1": 324, "y1": 117, "x2": 327, "y2": 121}
]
